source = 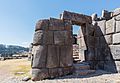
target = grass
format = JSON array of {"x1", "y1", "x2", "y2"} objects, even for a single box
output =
[{"x1": 0, "y1": 58, "x2": 32, "y2": 77}]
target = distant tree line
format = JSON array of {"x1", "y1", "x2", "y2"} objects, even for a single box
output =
[{"x1": 0, "y1": 44, "x2": 29, "y2": 57}]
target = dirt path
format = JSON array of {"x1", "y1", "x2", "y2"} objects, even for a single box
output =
[{"x1": 1, "y1": 59, "x2": 120, "y2": 83}]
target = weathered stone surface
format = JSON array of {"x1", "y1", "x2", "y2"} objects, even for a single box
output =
[
  {"x1": 97, "y1": 20, "x2": 106, "y2": 35},
  {"x1": 49, "y1": 68, "x2": 58, "y2": 78},
  {"x1": 104, "y1": 34, "x2": 112, "y2": 44},
  {"x1": 86, "y1": 23, "x2": 94, "y2": 36},
  {"x1": 43, "y1": 31, "x2": 54, "y2": 45},
  {"x1": 46, "y1": 45, "x2": 59, "y2": 68},
  {"x1": 106, "y1": 18, "x2": 115, "y2": 34},
  {"x1": 85, "y1": 47, "x2": 95, "y2": 61},
  {"x1": 101, "y1": 10, "x2": 112, "y2": 20},
  {"x1": 115, "y1": 14, "x2": 120, "y2": 21},
  {"x1": 64, "y1": 20, "x2": 72, "y2": 31},
  {"x1": 61, "y1": 11, "x2": 92, "y2": 24},
  {"x1": 32, "y1": 68, "x2": 49, "y2": 81},
  {"x1": 113, "y1": 8, "x2": 120, "y2": 16},
  {"x1": 95, "y1": 37, "x2": 100, "y2": 47},
  {"x1": 116, "y1": 21, "x2": 120, "y2": 32},
  {"x1": 33, "y1": 30, "x2": 44, "y2": 45},
  {"x1": 100, "y1": 36, "x2": 107, "y2": 47},
  {"x1": 63, "y1": 67, "x2": 73, "y2": 75},
  {"x1": 113, "y1": 33, "x2": 120, "y2": 44},
  {"x1": 54, "y1": 31, "x2": 66, "y2": 45},
  {"x1": 35, "y1": 19, "x2": 49, "y2": 31},
  {"x1": 49, "y1": 18, "x2": 64, "y2": 30},
  {"x1": 104, "y1": 61, "x2": 118, "y2": 73},
  {"x1": 58, "y1": 68, "x2": 64, "y2": 76},
  {"x1": 86, "y1": 35, "x2": 95, "y2": 48},
  {"x1": 64, "y1": 31, "x2": 73, "y2": 45},
  {"x1": 60, "y1": 46, "x2": 73, "y2": 67},
  {"x1": 95, "y1": 48, "x2": 104, "y2": 61},
  {"x1": 32, "y1": 45, "x2": 47, "y2": 68},
  {"x1": 91, "y1": 13, "x2": 97, "y2": 21},
  {"x1": 109, "y1": 45, "x2": 120, "y2": 60}
]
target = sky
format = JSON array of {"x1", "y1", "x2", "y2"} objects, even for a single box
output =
[{"x1": 0, "y1": 0, "x2": 120, "y2": 47}]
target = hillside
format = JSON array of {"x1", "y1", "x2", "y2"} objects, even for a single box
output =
[{"x1": 0, "y1": 44, "x2": 29, "y2": 57}]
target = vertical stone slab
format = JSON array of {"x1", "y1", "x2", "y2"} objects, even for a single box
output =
[
  {"x1": 33, "y1": 30, "x2": 44, "y2": 45},
  {"x1": 116, "y1": 21, "x2": 120, "y2": 32},
  {"x1": 106, "y1": 18, "x2": 115, "y2": 34},
  {"x1": 46, "y1": 45, "x2": 59, "y2": 68},
  {"x1": 32, "y1": 45, "x2": 47, "y2": 68},
  {"x1": 104, "y1": 34, "x2": 112, "y2": 45},
  {"x1": 97, "y1": 20, "x2": 106, "y2": 35},
  {"x1": 43, "y1": 31, "x2": 54, "y2": 45},
  {"x1": 60, "y1": 46, "x2": 73, "y2": 67},
  {"x1": 113, "y1": 33, "x2": 120, "y2": 44}
]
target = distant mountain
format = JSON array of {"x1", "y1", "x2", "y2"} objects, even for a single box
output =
[{"x1": 0, "y1": 44, "x2": 29, "y2": 57}]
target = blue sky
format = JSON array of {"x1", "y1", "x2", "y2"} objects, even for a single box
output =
[{"x1": 0, "y1": 0, "x2": 120, "y2": 47}]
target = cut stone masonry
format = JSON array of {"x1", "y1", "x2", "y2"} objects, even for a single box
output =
[{"x1": 31, "y1": 8, "x2": 120, "y2": 81}]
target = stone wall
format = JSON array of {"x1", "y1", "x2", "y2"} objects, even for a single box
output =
[
  {"x1": 93, "y1": 8, "x2": 120, "y2": 73},
  {"x1": 32, "y1": 18, "x2": 73, "y2": 80}
]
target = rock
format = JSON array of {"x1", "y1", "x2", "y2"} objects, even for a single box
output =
[
  {"x1": 33, "y1": 30, "x2": 44, "y2": 45},
  {"x1": 35, "y1": 19, "x2": 49, "y2": 31},
  {"x1": 116, "y1": 21, "x2": 120, "y2": 32},
  {"x1": 101, "y1": 10, "x2": 112, "y2": 20},
  {"x1": 49, "y1": 18, "x2": 64, "y2": 30},
  {"x1": 104, "y1": 34, "x2": 112, "y2": 44},
  {"x1": 32, "y1": 68, "x2": 49, "y2": 81},
  {"x1": 32, "y1": 45, "x2": 47, "y2": 68},
  {"x1": 60, "y1": 46, "x2": 73, "y2": 67},
  {"x1": 113, "y1": 8, "x2": 120, "y2": 16},
  {"x1": 61, "y1": 11, "x2": 92, "y2": 24},
  {"x1": 46, "y1": 45, "x2": 59, "y2": 68},
  {"x1": 91, "y1": 13, "x2": 97, "y2": 21},
  {"x1": 22, "y1": 76, "x2": 31, "y2": 81},
  {"x1": 113, "y1": 33, "x2": 120, "y2": 44},
  {"x1": 106, "y1": 18, "x2": 115, "y2": 34}
]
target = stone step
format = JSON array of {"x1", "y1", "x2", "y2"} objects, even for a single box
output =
[
  {"x1": 73, "y1": 63, "x2": 90, "y2": 70},
  {"x1": 73, "y1": 56, "x2": 79, "y2": 59},
  {"x1": 74, "y1": 70, "x2": 95, "y2": 76}
]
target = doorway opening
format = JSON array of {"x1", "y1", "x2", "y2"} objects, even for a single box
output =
[{"x1": 72, "y1": 25, "x2": 81, "y2": 63}]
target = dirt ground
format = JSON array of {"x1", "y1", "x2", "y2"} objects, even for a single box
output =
[{"x1": 0, "y1": 59, "x2": 120, "y2": 83}]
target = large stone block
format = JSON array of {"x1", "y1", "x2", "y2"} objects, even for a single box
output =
[
  {"x1": 113, "y1": 33, "x2": 120, "y2": 44},
  {"x1": 104, "y1": 34, "x2": 112, "y2": 44},
  {"x1": 61, "y1": 11, "x2": 92, "y2": 24},
  {"x1": 64, "y1": 20, "x2": 72, "y2": 31},
  {"x1": 94, "y1": 25, "x2": 104, "y2": 37},
  {"x1": 106, "y1": 18, "x2": 115, "y2": 34},
  {"x1": 115, "y1": 14, "x2": 120, "y2": 21},
  {"x1": 49, "y1": 18, "x2": 64, "y2": 30},
  {"x1": 86, "y1": 35, "x2": 95, "y2": 48},
  {"x1": 32, "y1": 45, "x2": 47, "y2": 68},
  {"x1": 109, "y1": 45, "x2": 120, "y2": 60},
  {"x1": 54, "y1": 31, "x2": 67, "y2": 45},
  {"x1": 100, "y1": 36, "x2": 108, "y2": 47},
  {"x1": 95, "y1": 48, "x2": 104, "y2": 61},
  {"x1": 35, "y1": 19, "x2": 49, "y2": 31},
  {"x1": 104, "y1": 61, "x2": 118, "y2": 73},
  {"x1": 63, "y1": 66, "x2": 73, "y2": 75},
  {"x1": 46, "y1": 45, "x2": 59, "y2": 68},
  {"x1": 60, "y1": 46, "x2": 73, "y2": 67},
  {"x1": 101, "y1": 10, "x2": 112, "y2": 20},
  {"x1": 32, "y1": 68, "x2": 49, "y2": 81},
  {"x1": 113, "y1": 8, "x2": 120, "y2": 16},
  {"x1": 94, "y1": 37, "x2": 100, "y2": 48},
  {"x1": 33, "y1": 30, "x2": 44, "y2": 45},
  {"x1": 43, "y1": 31, "x2": 54, "y2": 45},
  {"x1": 79, "y1": 49, "x2": 86, "y2": 61},
  {"x1": 97, "y1": 20, "x2": 106, "y2": 35},
  {"x1": 49, "y1": 68, "x2": 58, "y2": 78},
  {"x1": 86, "y1": 23, "x2": 95, "y2": 36},
  {"x1": 116, "y1": 21, "x2": 120, "y2": 32}
]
